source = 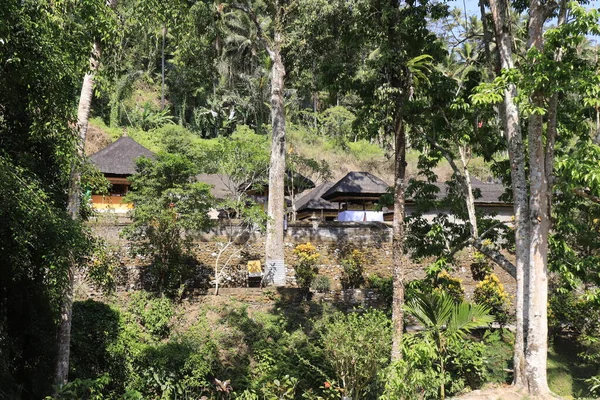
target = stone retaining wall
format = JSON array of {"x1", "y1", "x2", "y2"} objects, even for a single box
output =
[{"x1": 87, "y1": 219, "x2": 516, "y2": 303}]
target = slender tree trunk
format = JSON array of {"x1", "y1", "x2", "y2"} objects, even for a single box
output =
[
  {"x1": 595, "y1": 105, "x2": 600, "y2": 145},
  {"x1": 161, "y1": 24, "x2": 167, "y2": 110},
  {"x1": 487, "y1": 0, "x2": 530, "y2": 387},
  {"x1": 56, "y1": 1, "x2": 117, "y2": 389},
  {"x1": 391, "y1": 112, "x2": 407, "y2": 361},
  {"x1": 458, "y1": 146, "x2": 478, "y2": 238},
  {"x1": 523, "y1": 1, "x2": 551, "y2": 394},
  {"x1": 265, "y1": 34, "x2": 286, "y2": 286},
  {"x1": 546, "y1": 0, "x2": 567, "y2": 214},
  {"x1": 421, "y1": 131, "x2": 517, "y2": 277},
  {"x1": 55, "y1": 40, "x2": 100, "y2": 390}
]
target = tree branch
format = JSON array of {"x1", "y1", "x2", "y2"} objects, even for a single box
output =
[
  {"x1": 573, "y1": 188, "x2": 600, "y2": 204},
  {"x1": 473, "y1": 240, "x2": 516, "y2": 278},
  {"x1": 447, "y1": 222, "x2": 516, "y2": 279}
]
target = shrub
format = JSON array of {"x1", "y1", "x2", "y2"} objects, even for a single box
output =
[
  {"x1": 470, "y1": 250, "x2": 493, "y2": 281},
  {"x1": 45, "y1": 374, "x2": 112, "y2": 400},
  {"x1": 366, "y1": 274, "x2": 393, "y2": 309},
  {"x1": 129, "y1": 291, "x2": 174, "y2": 340},
  {"x1": 294, "y1": 243, "x2": 320, "y2": 290},
  {"x1": 87, "y1": 240, "x2": 122, "y2": 294},
  {"x1": 434, "y1": 270, "x2": 465, "y2": 303},
  {"x1": 379, "y1": 335, "x2": 443, "y2": 400},
  {"x1": 318, "y1": 309, "x2": 391, "y2": 399},
  {"x1": 311, "y1": 275, "x2": 331, "y2": 292},
  {"x1": 123, "y1": 152, "x2": 214, "y2": 294},
  {"x1": 473, "y1": 274, "x2": 511, "y2": 326},
  {"x1": 403, "y1": 291, "x2": 494, "y2": 398},
  {"x1": 482, "y1": 329, "x2": 514, "y2": 384},
  {"x1": 69, "y1": 301, "x2": 128, "y2": 392},
  {"x1": 340, "y1": 249, "x2": 367, "y2": 289},
  {"x1": 447, "y1": 339, "x2": 487, "y2": 391},
  {"x1": 130, "y1": 324, "x2": 218, "y2": 398}
]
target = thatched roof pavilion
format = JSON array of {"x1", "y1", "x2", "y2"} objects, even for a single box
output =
[
  {"x1": 88, "y1": 136, "x2": 154, "y2": 213},
  {"x1": 322, "y1": 171, "x2": 390, "y2": 203},
  {"x1": 294, "y1": 182, "x2": 338, "y2": 220},
  {"x1": 90, "y1": 136, "x2": 154, "y2": 176}
]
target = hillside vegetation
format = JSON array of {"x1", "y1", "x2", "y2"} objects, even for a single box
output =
[{"x1": 4, "y1": 0, "x2": 600, "y2": 399}]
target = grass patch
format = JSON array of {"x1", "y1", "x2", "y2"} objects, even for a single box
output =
[{"x1": 547, "y1": 338, "x2": 597, "y2": 399}]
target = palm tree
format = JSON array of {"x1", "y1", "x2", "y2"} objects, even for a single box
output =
[{"x1": 404, "y1": 291, "x2": 494, "y2": 399}]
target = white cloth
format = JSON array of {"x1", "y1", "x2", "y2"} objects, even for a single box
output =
[{"x1": 337, "y1": 211, "x2": 384, "y2": 222}]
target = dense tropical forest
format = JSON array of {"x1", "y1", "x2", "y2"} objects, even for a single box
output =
[{"x1": 2, "y1": 0, "x2": 600, "y2": 398}]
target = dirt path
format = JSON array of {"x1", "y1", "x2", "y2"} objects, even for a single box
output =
[{"x1": 455, "y1": 386, "x2": 564, "y2": 400}]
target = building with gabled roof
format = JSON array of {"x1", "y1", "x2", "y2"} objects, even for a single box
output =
[
  {"x1": 295, "y1": 172, "x2": 512, "y2": 223},
  {"x1": 294, "y1": 182, "x2": 338, "y2": 221},
  {"x1": 321, "y1": 171, "x2": 390, "y2": 204},
  {"x1": 89, "y1": 136, "x2": 155, "y2": 213}
]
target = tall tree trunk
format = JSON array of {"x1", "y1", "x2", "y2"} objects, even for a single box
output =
[
  {"x1": 161, "y1": 24, "x2": 167, "y2": 110},
  {"x1": 523, "y1": 0, "x2": 551, "y2": 394},
  {"x1": 265, "y1": 34, "x2": 286, "y2": 286},
  {"x1": 55, "y1": 40, "x2": 101, "y2": 390},
  {"x1": 391, "y1": 112, "x2": 407, "y2": 361},
  {"x1": 55, "y1": 1, "x2": 117, "y2": 389},
  {"x1": 487, "y1": 0, "x2": 530, "y2": 387},
  {"x1": 525, "y1": 92, "x2": 550, "y2": 395}
]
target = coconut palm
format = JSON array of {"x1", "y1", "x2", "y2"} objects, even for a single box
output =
[{"x1": 404, "y1": 291, "x2": 494, "y2": 399}]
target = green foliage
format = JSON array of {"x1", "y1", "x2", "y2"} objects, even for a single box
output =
[
  {"x1": 549, "y1": 285, "x2": 600, "y2": 369},
  {"x1": 128, "y1": 103, "x2": 175, "y2": 131},
  {"x1": 86, "y1": 240, "x2": 122, "y2": 293},
  {"x1": 311, "y1": 275, "x2": 331, "y2": 293},
  {"x1": 68, "y1": 294, "x2": 220, "y2": 399},
  {"x1": 481, "y1": 329, "x2": 514, "y2": 384},
  {"x1": 587, "y1": 375, "x2": 600, "y2": 397},
  {"x1": 69, "y1": 301, "x2": 128, "y2": 395},
  {"x1": 340, "y1": 249, "x2": 367, "y2": 289},
  {"x1": 124, "y1": 152, "x2": 213, "y2": 293},
  {"x1": 318, "y1": 309, "x2": 391, "y2": 399},
  {"x1": 261, "y1": 375, "x2": 299, "y2": 400},
  {"x1": 210, "y1": 125, "x2": 270, "y2": 194},
  {"x1": 366, "y1": 274, "x2": 393, "y2": 310},
  {"x1": 129, "y1": 292, "x2": 174, "y2": 340},
  {"x1": 381, "y1": 332, "x2": 489, "y2": 399},
  {"x1": 404, "y1": 291, "x2": 494, "y2": 398},
  {"x1": 473, "y1": 274, "x2": 511, "y2": 327},
  {"x1": 45, "y1": 374, "x2": 112, "y2": 400},
  {"x1": 446, "y1": 339, "x2": 487, "y2": 392},
  {"x1": 0, "y1": 0, "x2": 117, "y2": 394},
  {"x1": 293, "y1": 243, "x2": 321, "y2": 290},
  {"x1": 379, "y1": 336, "x2": 443, "y2": 400}
]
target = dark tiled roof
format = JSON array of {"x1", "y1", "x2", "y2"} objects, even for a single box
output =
[
  {"x1": 426, "y1": 178, "x2": 508, "y2": 204},
  {"x1": 322, "y1": 172, "x2": 390, "y2": 201},
  {"x1": 196, "y1": 174, "x2": 237, "y2": 199},
  {"x1": 90, "y1": 136, "x2": 154, "y2": 175},
  {"x1": 295, "y1": 182, "x2": 337, "y2": 211}
]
